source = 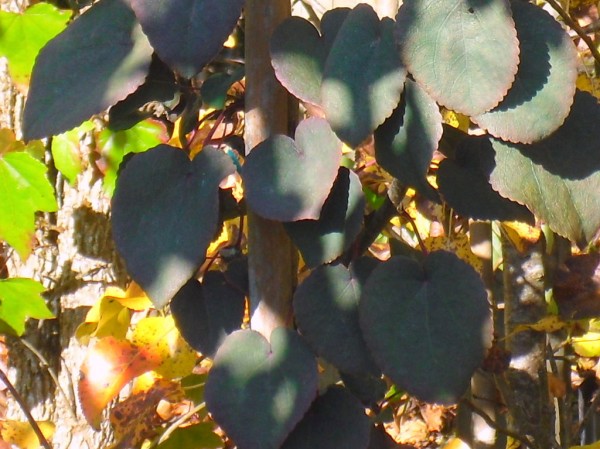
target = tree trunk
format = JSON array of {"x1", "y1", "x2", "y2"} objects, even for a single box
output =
[{"x1": 245, "y1": 0, "x2": 298, "y2": 338}]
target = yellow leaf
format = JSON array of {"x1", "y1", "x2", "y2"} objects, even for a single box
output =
[
  {"x1": 111, "y1": 282, "x2": 153, "y2": 311},
  {"x1": 441, "y1": 437, "x2": 470, "y2": 449},
  {"x1": 424, "y1": 234, "x2": 483, "y2": 274},
  {"x1": 572, "y1": 332, "x2": 600, "y2": 357},
  {"x1": 570, "y1": 440, "x2": 600, "y2": 449},
  {"x1": 441, "y1": 108, "x2": 470, "y2": 132},
  {"x1": 0, "y1": 420, "x2": 54, "y2": 449},
  {"x1": 501, "y1": 221, "x2": 541, "y2": 253},
  {"x1": 130, "y1": 316, "x2": 197, "y2": 379},
  {"x1": 75, "y1": 294, "x2": 131, "y2": 344},
  {"x1": 513, "y1": 315, "x2": 567, "y2": 334}
]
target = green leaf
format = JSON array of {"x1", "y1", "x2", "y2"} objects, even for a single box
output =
[
  {"x1": 127, "y1": 0, "x2": 244, "y2": 78},
  {"x1": 157, "y1": 423, "x2": 222, "y2": 449},
  {"x1": 0, "y1": 150, "x2": 57, "y2": 259},
  {"x1": 51, "y1": 121, "x2": 94, "y2": 185},
  {"x1": 360, "y1": 251, "x2": 491, "y2": 404},
  {"x1": 96, "y1": 119, "x2": 168, "y2": 196},
  {"x1": 0, "y1": 3, "x2": 70, "y2": 87},
  {"x1": 374, "y1": 79, "x2": 442, "y2": 200},
  {"x1": 171, "y1": 273, "x2": 245, "y2": 357},
  {"x1": 23, "y1": 0, "x2": 153, "y2": 140},
  {"x1": 205, "y1": 328, "x2": 319, "y2": 449},
  {"x1": 270, "y1": 9, "x2": 350, "y2": 108},
  {"x1": 242, "y1": 117, "x2": 342, "y2": 221},
  {"x1": 396, "y1": 0, "x2": 519, "y2": 116},
  {"x1": 111, "y1": 145, "x2": 235, "y2": 308},
  {"x1": 280, "y1": 386, "x2": 371, "y2": 449},
  {"x1": 0, "y1": 278, "x2": 54, "y2": 336},
  {"x1": 490, "y1": 91, "x2": 600, "y2": 247},
  {"x1": 472, "y1": 0, "x2": 578, "y2": 143},
  {"x1": 293, "y1": 263, "x2": 378, "y2": 375},
  {"x1": 322, "y1": 4, "x2": 406, "y2": 147},
  {"x1": 436, "y1": 135, "x2": 534, "y2": 223},
  {"x1": 284, "y1": 167, "x2": 364, "y2": 268}
]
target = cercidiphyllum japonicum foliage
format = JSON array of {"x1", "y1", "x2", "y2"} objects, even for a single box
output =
[{"x1": 15, "y1": 0, "x2": 600, "y2": 447}]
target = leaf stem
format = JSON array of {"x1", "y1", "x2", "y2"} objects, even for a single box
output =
[
  {"x1": 545, "y1": 0, "x2": 600, "y2": 68},
  {"x1": 0, "y1": 366, "x2": 53, "y2": 449}
]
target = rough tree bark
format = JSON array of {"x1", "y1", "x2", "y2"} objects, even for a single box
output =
[{"x1": 0, "y1": 2, "x2": 126, "y2": 447}]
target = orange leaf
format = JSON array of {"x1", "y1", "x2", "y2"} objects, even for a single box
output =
[{"x1": 78, "y1": 336, "x2": 161, "y2": 429}]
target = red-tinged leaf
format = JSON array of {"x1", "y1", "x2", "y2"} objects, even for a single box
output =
[{"x1": 78, "y1": 336, "x2": 161, "y2": 429}]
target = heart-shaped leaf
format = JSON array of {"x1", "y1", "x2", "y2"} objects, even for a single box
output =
[
  {"x1": 374, "y1": 79, "x2": 442, "y2": 200},
  {"x1": 280, "y1": 386, "x2": 371, "y2": 449},
  {"x1": 436, "y1": 135, "x2": 534, "y2": 223},
  {"x1": 171, "y1": 273, "x2": 245, "y2": 357},
  {"x1": 23, "y1": 0, "x2": 153, "y2": 140},
  {"x1": 396, "y1": 0, "x2": 519, "y2": 116},
  {"x1": 490, "y1": 91, "x2": 600, "y2": 247},
  {"x1": 242, "y1": 117, "x2": 342, "y2": 221},
  {"x1": 111, "y1": 145, "x2": 235, "y2": 308},
  {"x1": 294, "y1": 263, "x2": 378, "y2": 375},
  {"x1": 127, "y1": 0, "x2": 244, "y2": 78},
  {"x1": 322, "y1": 4, "x2": 406, "y2": 147},
  {"x1": 270, "y1": 9, "x2": 350, "y2": 107},
  {"x1": 205, "y1": 328, "x2": 318, "y2": 449},
  {"x1": 472, "y1": 0, "x2": 578, "y2": 143},
  {"x1": 284, "y1": 167, "x2": 364, "y2": 268},
  {"x1": 339, "y1": 371, "x2": 387, "y2": 407},
  {"x1": 360, "y1": 251, "x2": 491, "y2": 404}
]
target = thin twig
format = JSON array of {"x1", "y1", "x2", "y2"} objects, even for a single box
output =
[
  {"x1": 545, "y1": 0, "x2": 600, "y2": 68},
  {"x1": 575, "y1": 388, "x2": 600, "y2": 440},
  {"x1": 460, "y1": 398, "x2": 535, "y2": 449},
  {"x1": 0, "y1": 367, "x2": 52, "y2": 449},
  {"x1": 19, "y1": 338, "x2": 78, "y2": 421},
  {"x1": 147, "y1": 402, "x2": 206, "y2": 449}
]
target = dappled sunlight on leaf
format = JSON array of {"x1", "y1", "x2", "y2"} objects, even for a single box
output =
[{"x1": 0, "y1": 420, "x2": 55, "y2": 449}]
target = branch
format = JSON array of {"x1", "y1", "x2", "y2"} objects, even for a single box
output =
[
  {"x1": 0, "y1": 367, "x2": 52, "y2": 449},
  {"x1": 545, "y1": 0, "x2": 600, "y2": 68},
  {"x1": 460, "y1": 398, "x2": 535, "y2": 449}
]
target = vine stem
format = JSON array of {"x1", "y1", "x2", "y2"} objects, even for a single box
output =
[
  {"x1": 545, "y1": 0, "x2": 600, "y2": 67},
  {"x1": 0, "y1": 367, "x2": 52, "y2": 449},
  {"x1": 460, "y1": 398, "x2": 535, "y2": 449}
]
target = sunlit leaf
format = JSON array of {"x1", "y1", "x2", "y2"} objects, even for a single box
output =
[
  {"x1": 490, "y1": 91, "x2": 600, "y2": 247},
  {"x1": 0, "y1": 3, "x2": 69, "y2": 88},
  {"x1": 51, "y1": 121, "x2": 94, "y2": 185},
  {"x1": 270, "y1": 9, "x2": 349, "y2": 107},
  {"x1": 111, "y1": 145, "x2": 235, "y2": 307},
  {"x1": 127, "y1": 0, "x2": 244, "y2": 78},
  {"x1": 284, "y1": 167, "x2": 364, "y2": 268},
  {"x1": 131, "y1": 315, "x2": 197, "y2": 379},
  {"x1": 157, "y1": 423, "x2": 223, "y2": 449},
  {"x1": 396, "y1": 0, "x2": 519, "y2": 116},
  {"x1": 243, "y1": 117, "x2": 342, "y2": 221},
  {"x1": 96, "y1": 119, "x2": 168, "y2": 196},
  {"x1": 78, "y1": 336, "x2": 161, "y2": 429},
  {"x1": 472, "y1": 0, "x2": 577, "y2": 143},
  {"x1": 205, "y1": 328, "x2": 319, "y2": 449},
  {"x1": 0, "y1": 278, "x2": 53, "y2": 337},
  {"x1": 374, "y1": 79, "x2": 442, "y2": 200},
  {"x1": 0, "y1": 420, "x2": 55, "y2": 449},
  {"x1": 0, "y1": 140, "x2": 57, "y2": 258},
  {"x1": 110, "y1": 379, "x2": 183, "y2": 449},
  {"x1": 322, "y1": 4, "x2": 406, "y2": 147},
  {"x1": 75, "y1": 292, "x2": 131, "y2": 344},
  {"x1": 23, "y1": 0, "x2": 153, "y2": 140}
]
